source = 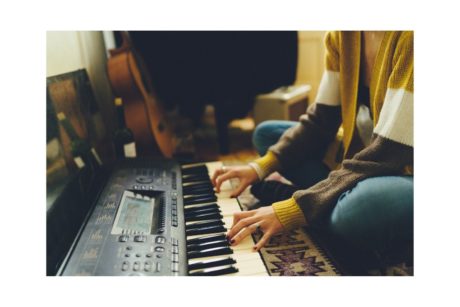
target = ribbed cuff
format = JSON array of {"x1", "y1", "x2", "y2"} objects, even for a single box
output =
[
  {"x1": 251, "y1": 151, "x2": 280, "y2": 180},
  {"x1": 272, "y1": 198, "x2": 308, "y2": 230}
]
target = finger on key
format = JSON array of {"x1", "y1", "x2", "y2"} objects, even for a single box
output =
[
  {"x1": 229, "y1": 221, "x2": 261, "y2": 246},
  {"x1": 231, "y1": 210, "x2": 255, "y2": 229},
  {"x1": 253, "y1": 231, "x2": 272, "y2": 252},
  {"x1": 211, "y1": 168, "x2": 225, "y2": 187},
  {"x1": 215, "y1": 171, "x2": 236, "y2": 193},
  {"x1": 230, "y1": 180, "x2": 250, "y2": 198},
  {"x1": 227, "y1": 215, "x2": 259, "y2": 241}
]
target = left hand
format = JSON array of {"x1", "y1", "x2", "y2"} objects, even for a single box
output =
[
  {"x1": 226, "y1": 206, "x2": 284, "y2": 251},
  {"x1": 211, "y1": 165, "x2": 259, "y2": 197}
]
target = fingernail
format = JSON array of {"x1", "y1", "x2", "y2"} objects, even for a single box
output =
[
  {"x1": 230, "y1": 239, "x2": 235, "y2": 245},
  {"x1": 252, "y1": 246, "x2": 257, "y2": 251}
]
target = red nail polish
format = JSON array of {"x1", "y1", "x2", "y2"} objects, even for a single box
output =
[{"x1": 230, "y1": 239, "x2": 235, "y2": 244}]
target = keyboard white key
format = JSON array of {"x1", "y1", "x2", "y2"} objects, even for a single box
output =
[{"x1": 183, "y1": 162, "x2": 268, "y2": 276}]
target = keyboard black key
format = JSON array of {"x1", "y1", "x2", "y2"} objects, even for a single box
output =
[
  {"x1": 184, "y1": 212, "x2": 223, "y2": 222},
  {"x1": 183, "y1": 186, "x2": 215, "y2": 195},
  {"x1": 188, "y1": 257, "x2": 236, "y2": 271},
  {"x1": 188, "y1": 265, "x2": 238, "y2": 276},
  {"x1": 183, "y1": 180, "x2": 213, "y2": 186},
  {"x1": 184, "y1": 203, "x2": 219, "y2": 214},
  {"x1": 182, "y1": 174, "x2": 210, "y2": 183},
  {"x1": 184, "y1": 195, "x2": 217, "y2": 206},
  {"x1": 186, "y1": 234, "x2": 227, "y2": 245},
  {"x1": 184, "y1": 207, "x2": 220, "y2": 218},
  {"x1": 187, "y1": 246, "x2": 233, "y2": 259},
  {"x1": 186, "y1": 220, "x2": 224, "y2": 230},
  {"x1": 183, "y1": 181, "x2": 214, "y2": 189},
  {"x1": 183, "y1": 192, "x2": 217, "y2": 199},
  {"x1": 181, "y1": 164, "x2": 208, "y2": 175},
  {"x1": 183, "y1": 193, "x2": 217, "y2": 200},
  {"x1": 187, "y1": 239, "x2": 229, "y2": 251},
  {"x1": 186, "y1": 225, "x2": 226, "y2": 236},
  {"x1": 182, "y1": 180, "x2": 211, "y2": 188}
]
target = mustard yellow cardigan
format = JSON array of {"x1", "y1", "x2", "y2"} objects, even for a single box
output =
[{"x1": 250, "y1": 31, "x2": 413, "y2": 229}]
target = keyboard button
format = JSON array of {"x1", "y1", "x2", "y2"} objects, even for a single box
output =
[
  {"x1": 155, "y1": 246, "x2": 165, "y2": 252},
  {"x1": 121, "y1": 261, "x2": 130, "y2": 271},
  {"x1": 171, "y1": 262, "x2": 179, "y2": 272},
  {"x1": 156, "y1": 236, "x2": 166, "y2": 244},
  {"x1": 134, "y1": 235, "x2": 146, "y2": 242},
  {"x1": 118, "y1": 235, "x2": 129, "y2": 242},
  {"x1": 144, "y1": 261, "x2": 152, "y2": 272}
]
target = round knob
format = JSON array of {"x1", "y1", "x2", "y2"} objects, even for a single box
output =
[{"x1": 136, "y1": 176, "x2": 153, "y2": 184}]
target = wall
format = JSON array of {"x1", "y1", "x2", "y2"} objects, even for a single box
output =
[{"x1": 295, "y1": 31, "x2": 326, "y2": 103}]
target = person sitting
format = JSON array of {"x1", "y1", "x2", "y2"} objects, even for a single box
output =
[{"x1": 211, "y1": 31, "x2": 413, "y2": 265}]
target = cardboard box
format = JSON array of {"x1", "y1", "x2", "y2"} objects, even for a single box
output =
[{"x1": 254, "y1": 84, "x2": 311, "y2": 125}]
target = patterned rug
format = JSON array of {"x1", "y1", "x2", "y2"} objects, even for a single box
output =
[
  {"x1": 237, "y1": 182, "x2": 413, "y2": 276},
  {"x1": 253, "y1": 229, "x2": 341, "y2": 276},
  {"x1": 221, "y1": 150, "x2": 413, "y2": 277},
  {"x1": 235, "y1": 181, "x2": 341, "y2": 276}
]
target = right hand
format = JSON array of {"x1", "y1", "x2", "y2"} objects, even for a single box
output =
[{"x1": 211, "y1": 165, "x2": 259, "y2": 198}]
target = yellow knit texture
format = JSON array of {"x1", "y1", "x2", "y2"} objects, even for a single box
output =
[
  {"x1": 322, "y1": 31, "x2": 414, "y2": 159},
  {"x1": 387, "y1": 32, "x2": 414, "y2": 93},
  {"x1": 272, "y1": 198, "x2": 307, "y2": 230},
  {"x1": 253, "y1": 151, "x2": 280, "y2": 176}
]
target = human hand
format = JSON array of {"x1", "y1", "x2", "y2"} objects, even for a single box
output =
[
  {"x1": 226, "y1": 206, "x2": 284, "y2": 251},
  {"x1": 211, "y1": 165, "x2": 259, "y2": 197}
]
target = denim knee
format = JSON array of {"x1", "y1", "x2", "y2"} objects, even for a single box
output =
[
  {"x1": 252, "y1": 120, "x2": 297, "y2": 156},
  {"x1": 328, "y1": 176, "x2": 414, "y2": 253},
  {"x1": 253, "y1": 121, "x2": 278, "y2": 156}
]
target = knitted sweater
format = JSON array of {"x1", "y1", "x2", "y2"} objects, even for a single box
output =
[{"x1": 251, "y1": 31, "x2": 414, "y2": 229}]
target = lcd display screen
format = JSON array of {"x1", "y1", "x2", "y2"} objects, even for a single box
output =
[{"x1": 111, "y1": 192, "x2": 155, "y2": 235}]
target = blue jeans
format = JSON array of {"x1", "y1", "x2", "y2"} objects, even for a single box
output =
[{"x1": 253, "y1": 120, "x2": 414, "y2": 256}]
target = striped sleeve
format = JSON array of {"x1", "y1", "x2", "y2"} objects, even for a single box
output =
[
  {"x1": 374, "y1": 32, "x2": 413, "y2": 147},
  {"x1": 287, "y1": 33, "x2": 414, "y2": 227},
  {"x1": 317, "y1": 31, "x2": 341, "y2": 106},
  {"x1": 261, "y1": 32, "x2": 342, "y2": 172},
  {"x1": 292, "y1": 135, "x2": 413, "y2": 226}
]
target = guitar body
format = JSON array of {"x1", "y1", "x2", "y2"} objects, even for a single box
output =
[{"x1": 107, "y1": 34, "x2": 175, "y2": 158}]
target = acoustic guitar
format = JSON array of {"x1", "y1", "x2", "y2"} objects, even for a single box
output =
[{"x1": 107, "y1": 32, "x2": 175, "y2": 158}]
